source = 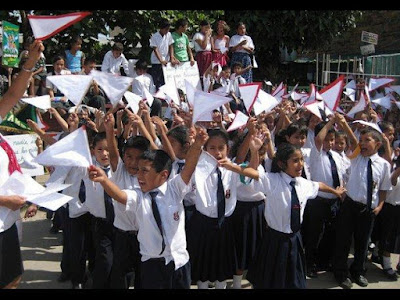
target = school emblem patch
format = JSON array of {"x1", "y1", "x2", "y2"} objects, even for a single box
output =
[
  {"x1": 225, "y1": 189, "x2": 231, "y2": 199},
  {"x1": 173, "y1": 211, "x2": 179, "y2": 221}
]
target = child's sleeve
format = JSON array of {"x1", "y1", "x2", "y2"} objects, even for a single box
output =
[{"x1": 125, "y1": 189, "x2": 139, "y2": 214}]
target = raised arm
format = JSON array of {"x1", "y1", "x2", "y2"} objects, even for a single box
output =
[
  {"x1": 180, "y1": 126, "x2": 208, "y2": 184},
  {"x1": 152, "y1": 116, "x2": 175, "y2": 160},
  {"x1": 314, "y1": 115, "x2": 335, "y2": 150},
  {"x1": 335, "y1": 112, "x2": 358, "y2": 152},
  {"x1": 103, "y1": 112, "x2": 119, "y2": 172},
  {"x1": 48, "y1": 107, "x2": 69, "y2": 132},
  {"x1": 0, "y1": 40, "x2": 44, "y2": 119}
]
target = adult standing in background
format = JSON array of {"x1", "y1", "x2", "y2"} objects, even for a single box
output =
[{"x1": 229, "y1": 22, "x2": 255, "y2": 83}]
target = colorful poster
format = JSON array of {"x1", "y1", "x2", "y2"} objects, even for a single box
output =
[{"x1": 2, "y1": 21, "x2": 20, "y2": 68}]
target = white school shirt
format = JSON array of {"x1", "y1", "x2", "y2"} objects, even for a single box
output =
[
  {"x1": 101, "y1": 50, "x2": 130, "y2": 76},
  {"x1": 301, "y1": 147, "x2": 311, "y2": 180},
  {"x1": 193, "y1": 32, "x2": 212, "y2": 52},
  {"x1": 110, "y1": 157, "x2": 140, "y2": 231},
  {"x1": 254, "y1": 171, "x2": 319, "y2": 234},
  {"x1": 229, "y1": 34, "x2": 255, "y2": 54},
  {"x1": 194, "y1": 157, "x2": 240, "y2": 218},
  {"x1": 0, "y1": 147, "x2": 20, "y2": 233},
  {"x1": 237, "y1": 164, "x2": 266, "y2": 202},
  {"x1": 83, "y1": 159, "x2": 113, "y2": 219},
  {"x1": 309, "y1": 147, "x2": 344, "y2": 199},
  {"x1": 125, "y1": 174, "x2": 191, "y2": 269},
  {"x1": 64, "y1": 166, "x2": 89, "y2": 219},
  {"x1": 385, "y1": 175, "x2": 400, "y2": 206},
  {"x1": 335, "y1": 150, "x2": 351, "y2": 186},
  {"x1": 218, "y1": 76, "x2": 234, "y2": 95},
  {"x1": 131, "y1": 73, "x2": 156, "y2": 98},
  {"x1": 303, "y1": 129, "x2": 315, "y2": 150},
  {"x1": 346, "y1": 152, "x2": 392, "y2": 209},
  {"x1": 169, "y1": 159, "x2": 196, "y2": 206},
  {"x1": 150, "y1": 31, "x2": 174, "y2": 65}
]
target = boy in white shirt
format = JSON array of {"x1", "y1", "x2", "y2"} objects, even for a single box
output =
[
  {"x1": 101, "y1": 42, "x2": 130, "y2": 76},
  {"x1": 88, "y1": 127, "x2": 208, "y2": 289}
]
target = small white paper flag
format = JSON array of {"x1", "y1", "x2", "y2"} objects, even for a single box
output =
[
  {"x1": 346, "y1": 92, "x2": 367, "y2": 118},
  {"x1": 372, "y1": 95, "x2": 392, "y2": 110},
  {"x1": 238, "y1": 82, "x2": 262, "y2": 114},
  {"x1": 21, "y1": 95, "x2": 51, "y2": 111},
  {"x1": 46, "y1": 75, "x2": 93, "y2": 106},
  {"x1": 320, "y1": 75, "x2": 345, "y2": 112},
  {"x1": 353, "y1": 120, "x2": 382, "y2": 134},
  {"x1": 124, "y1": 91, "x2": 142, "y2": 114},
  {"x1": 159, "y1": 83, "x2": 180, "y2": 105},
  {"x1": 33, "y1": 126, "x2": 92, "y2": 168},
  {"x1": 368, "y1": 77, "x2": 395, "y2": 91},
  {"x1": 184, "y1": 79, "x2": 197, "y2": 107},
  {"x1": 91, "y1": 70, "x2": 134, "y2": 106},
  {"x1": 226, "y1": 111, "x2": 249, "y2": 132},
  {"x1": 192, "y1": 90, "x2": 232, "y2": 124}
]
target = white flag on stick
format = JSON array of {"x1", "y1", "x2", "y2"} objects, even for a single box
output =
[
  {"x1": 46, "y1": 75, "x2": 93, "y2": 106},
  {"x1": 192, "y1": 90, "x2": 231, "y2": 124},
  {"x1": 226, "y1": 110, "x2": 249, "y2": 132},
  {"x1": 33, "y1": 126, "x2": 92, "y2": 168},
  {"x1": 238, "y1": 82, "x2": 262, "y2": 114},
  {"x1": 28, "y1": 12, "x2": 91, "y2": 40},
  {"x1": 91, "y1": 70, "x2": 134, "y2": 107}
]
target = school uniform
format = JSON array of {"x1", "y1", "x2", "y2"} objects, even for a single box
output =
[
  {"x1": 379, "y1": 174, "x2": 400, "y2": 255},
  {"x1": 335, "y1": 150, "x2": 351, "y2": 186},
  {"x1": 169, "y1": 159, "x2": 197, "y2": 232},
  {"x1": 124, "y1": 173, "x2": 192, "y2": 289},
  {"x1": 108, "y1": 157, "x2": 141, "y2": 289},
  {"x1": 83, "y1": 159, "x2": 115, "y2": 289},
  {"x1": 64, "y1": 166, "x2": 94, "y2": 287},
  {"x1": 0, "y1": 142, "x2": 23, "y2": 288},
  {"x1": 246, "y1": 171, "x2": 319, "y2": 289},
  {"x1": 232, "y1": 164, "x2": 266, "y2": 272},
  {"x1": 193, "y1": 31, "x2": 212, "y2": 77},
  {"x1": 187, "y1": 151, "x2": 240, "y2": 283},
  {"x1": 333, "y1": 152, "x2": 392, "y2": 283},
  {"x1": 304, "y1": 147, "x2": 344, "y2": 273}
]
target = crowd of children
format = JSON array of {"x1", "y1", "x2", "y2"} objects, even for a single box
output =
[{"x1": 1, "y1": 18, "x2": 400, "y2": 291}]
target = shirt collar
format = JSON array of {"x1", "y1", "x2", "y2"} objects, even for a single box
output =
[
  {"x1": 149, "y1": 180, "x2": 168, "y2": 197},
  {"x1": 369, "y1": 152, "x2": 380, "y2": 163},
  {"x1": 281, "y1": 171, "x2": 296, "y2": 186}
]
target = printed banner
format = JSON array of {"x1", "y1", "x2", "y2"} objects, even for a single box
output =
[{"x1": 2, "y1": 21, "x2": 19, "y2": 68}]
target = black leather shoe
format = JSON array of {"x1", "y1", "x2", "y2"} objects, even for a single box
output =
[
  {"x1": 383, "y1": 268, "x2": 398, "y2": 281},
  {"x1": 49, "y1": 226, "x2": 60, "y2": 234},
  {"x1": 337, "y1": 277, "x2": 353, "y2": 289},
  {"x1": 352, "y1": 274, "x2": 368, "y2": 287},
  {"x1": 57, "y1": 273, "x2": 70, "y2": 282}
]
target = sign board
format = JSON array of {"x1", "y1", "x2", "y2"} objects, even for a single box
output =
[
  {"x1": 360, "y1": 44, "x2": 375, "y2": 55},
  {"x1": 361, "y1": 31, "x2": 378, "y2": 45},
  {"x1": 1, "y1": 21, "x2": 19, "y2": 68},
  {"x1": 162, "y1": 61, "x2": 201, "y2": 94},
  {"x1": 4, "y1": 134, "x2": 45, "y2": 177}
]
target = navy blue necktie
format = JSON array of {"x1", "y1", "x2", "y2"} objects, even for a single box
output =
[
  {"x1": 216, "y1": 167, "x2": 226, "y2": 228},
  {"x1": 177, "y1": 162, "x2": 185, "y2": 174},
  {"x1": 216, "y1": 167, "x2": 225, "y2": 228},
  {"x1": 290, "y1": 180, "x2": 301, "y2": 233},
  {"x1": 102, "y1": 167, "x2": 115, "y2": 224},
  {"x1": 367, "y1": 158, "x2": 373, "y2": 210},
  {"x1": 327, "y1": 151, "x2": 340, "y2": 188},
  {"x1": 78, "y1": 180, "x2": 86, "y2": 203},
  {"x1": 149, "y1": 191, "x2": 165, "y2": 255}
]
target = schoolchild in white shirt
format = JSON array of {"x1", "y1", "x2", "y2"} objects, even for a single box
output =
[
  {"x1": 333, "y1": 130, "x2": 351, "y2": 186},
  {"x1": 103, "y1": 112, "x2": 151, "y2": 289},
  {"x1": 332, "y1": 119, "x2": 392, "y2": 289},
  {"x1": 220, "y1": 140, "x2": 346, "y2": 289},
  {"x1": 379, "y1": 157, "x2": 400, "y2": 280},
  {"x1": 88, "y1": 127, "x2": 208, "y2": 289},
  {"x1": 101, "y1": 42, "x2": 130, "y2": 76},
  {"x1": 81, "y1": 132, "x2": 115, "y2": 289},
  {"x1": 304, "y1": 114, "x2": 347, "y2": 277}
]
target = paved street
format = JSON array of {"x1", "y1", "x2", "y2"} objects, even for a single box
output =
[
  {"x1": 15, "y1": 175, "x2": 400, "y2": 290},
  {"x1": 16, "y1": 209, "x2": 400, "y2": 290}
]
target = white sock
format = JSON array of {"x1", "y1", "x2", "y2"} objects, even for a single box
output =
[
  {"x1": 197, "y1": 280, "x2": 209, "y2": 289},
  {"x1": 215, "y1": 280, "x2": 227, "y2": 289},
  {"x1": 233, "y1": 275, "x2": 242, "y2": 289},
  {"x1": 382, "y1": 256, "x2": 393, "y2": 270}
]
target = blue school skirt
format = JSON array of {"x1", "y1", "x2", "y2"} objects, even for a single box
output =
[
  {"x1": 0, "y1": 223, "x2": 23, "y2": 288},
  {"x1": 246, "y1": 226, "x2": 307, "y2": 289},
  {"x1": 380, "y1": 203, "x2": 400, "y2": 254},
  {"x1": 186, "y1": 210, "x2": 237, "y2": 282},
  {"x1": 231, "y1": 199, "x2": 265, "y2": 271}
]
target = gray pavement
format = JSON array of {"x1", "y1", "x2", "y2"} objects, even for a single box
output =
[{"x1": 16, "y1": 174, "x2": 400, "y2": 289}]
